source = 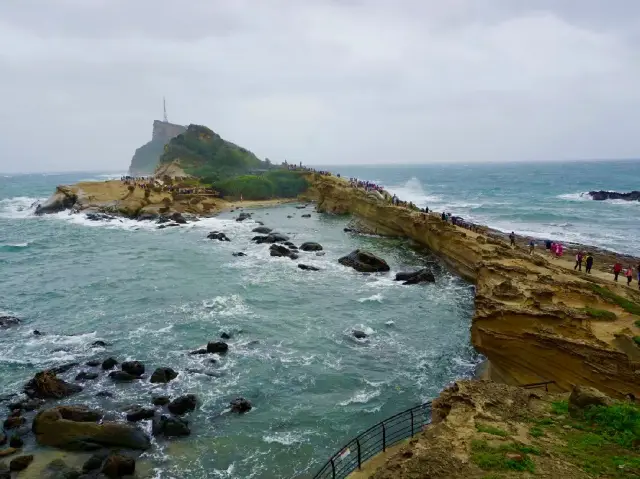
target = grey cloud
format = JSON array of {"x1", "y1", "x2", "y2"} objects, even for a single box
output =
[{"x1": 0, "y1": 0, "x2": 639, "y2": 173}]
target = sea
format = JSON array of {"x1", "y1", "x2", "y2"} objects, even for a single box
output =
[{"x1": 0, "y1": 159, "x2": 638, "y2": 478}]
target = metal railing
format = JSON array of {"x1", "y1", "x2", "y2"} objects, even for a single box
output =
[
  {"x1": 520, "y1": 380, "x2": 556, "y2": 392},
  {"x1": 313, "y1": 402, "x2": 432, "y2": 479}
]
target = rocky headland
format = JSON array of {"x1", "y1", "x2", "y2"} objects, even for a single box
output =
[
  {"x1": 588, "y1": 190, "x2": 640, "y2": 201},
  {"x1": 129, "y1": 120, "x2": 186, "y2": 176}
]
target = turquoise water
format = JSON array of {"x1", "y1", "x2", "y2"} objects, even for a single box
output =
[{"x1": 0, "y1": 172, "x2": 477, "y2": 478}]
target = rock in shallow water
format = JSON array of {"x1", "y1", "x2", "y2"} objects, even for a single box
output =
[
  {"x1": 395, "y1": 268, "x2": 436, "y2": 285},
  {"x1": 207, "y1": 341, "x2": 229, "y2": 354},
  {"x1": 0, "y1": 316, "x2": 20, "y2": 329},
  {"x1": 252, "y1": 226, "x2": 272, "y2": 234},
  {"x1": 24, "y1": 371, "x2": 82, "y2": 399},
  {"x1": 298, "y1": 264, "x2": 320, "y2": 271},
  {"x1": 338, "y1": 250, "x2": 390, "y2": 273},
  {"x1": 300, "y1": 242, "x2": 323, "y2": 251},
  {"x1": 150, "y1": 367, "x2": 178, "y2": 384},
  {"x1": 33, "y1": 405, "x2": 150, "y2": 450},
  {"x1": 152, "y1": 415, "x2": 190, "y2": 437},
  {"x1": 126, "y1": 407, "x2": 155, "y2": 422},
  {"x1": 109, "y1": 371, "x2": 139, "y2": 382},
  {"x1": 352, "y1": 330, "x2": 367, "y2": 339},
  {"x1": 102, "y1": 454, "x2": 136, "y2": 477},
  {"x1": 168, "y1": 395, "x2": 197, "y2": 415},
  {"x1": 230, "y1": 397, "x2": 252, "y2": 414},
  {"x1": 207, "y1": 231, "x2": 230, "y2": 241},
  {"x1": 121, "y1": 360, "x2": 145, "y2": 377},
  {"x1": 101, "y1": 357, "x2": 118, "y2": 370}
]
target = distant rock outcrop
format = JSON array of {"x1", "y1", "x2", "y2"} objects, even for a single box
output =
[
  {"x1": 588, "y1": 190, "x2": 640, "y2": 201},
  {"x1": 129, "y1": 120, "x2": 187, "y2": 175}
]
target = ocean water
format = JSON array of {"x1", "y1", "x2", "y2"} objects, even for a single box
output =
[
  {"x1": 0, "y1": 172, "x2": 477, "y2": 478},
  {"x1": 333, "y1": 160, "x2": 640, "y2": 256}
]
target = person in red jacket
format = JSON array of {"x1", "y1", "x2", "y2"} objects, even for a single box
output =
[{"x1": 613, "y1": 262, "x2": 622, "y2": 281}]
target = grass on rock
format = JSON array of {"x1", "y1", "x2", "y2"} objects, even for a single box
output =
[
  {"x1": 582, "y1": 307, "x2": 617, "y2": 320},
  {"x1": 471, "y1": 440, "x2": 538, "y2": 473},
  {"x1": 476, "y1": 424, "x2": 510, "y2": 437},
  {"x1": 590, "y1": 285, "x2": 640, "y2": 316}
]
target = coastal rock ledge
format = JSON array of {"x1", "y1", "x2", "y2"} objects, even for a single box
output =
[{"x1": 588, "y1": 190, "x2": 640, "y2": 201}]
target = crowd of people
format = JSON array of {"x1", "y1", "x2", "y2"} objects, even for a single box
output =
[{"x1": 119, "y1": 176, "x2": 217, "y2": 196}]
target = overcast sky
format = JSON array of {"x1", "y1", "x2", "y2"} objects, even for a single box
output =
[{"x1": 1, "y1": 0, "x2": 639, "y2": 173}]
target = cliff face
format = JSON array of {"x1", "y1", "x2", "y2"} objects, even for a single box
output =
[
  {"x1": 305, "y1": 174, "x2": 640, "y2": 398},
  {"x1": 128, "y1": 121, "x2": 187, "y2": 175}
]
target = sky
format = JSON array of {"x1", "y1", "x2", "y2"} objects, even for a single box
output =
[{"x1": 1, "y1": 0, "x2": 640, "y2": 173}]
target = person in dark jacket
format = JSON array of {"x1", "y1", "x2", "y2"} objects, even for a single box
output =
[{"x1": 585, "y1": 253, "x2": 594, "y2": 274}]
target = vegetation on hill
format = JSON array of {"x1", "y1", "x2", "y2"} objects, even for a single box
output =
[{"x1": 159, "y1": 124, "x2": 308, "y2": 200}]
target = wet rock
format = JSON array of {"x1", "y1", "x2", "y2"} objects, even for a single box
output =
[
  {"x1": 189, "y1": 348, "x2": 208, "y2": 355},
  {"x1": 270, "y1": 244, "x2": 292, "y2": 257},
  {"x1": 316, "y1": 251, "x2": 326, "y2": 256},
  {"x1": 101, "y1": 454, "x2": 135, "y2": 478},
  {"x1": 287, "y1": 215, "x2": 293, "y2": 218},
  {"x1": 8, "y1": 398, "x2": 44, "y2": 412},
  {"x1": 220, "y1": 332, "x2": 231, "y2": 340},
  {"x1": 395, "y1": 269, "x2": 436, "y2": 285},
  {"x1": 284, "y1": 241, "x2": 296, "y2": 247},
  {"x1": 156, "y1": 215, "x2": 170, "y2": 224},
  {"x1": 126, "y1": 407, "x2": 155, "y2": 422},
  {"x1": 33, "y1": 329, "x2": 43, "y2": 336},
  {"x1": 121, "y1": 361, "x2": 145, "y2": 377},
  {"x1": 149, "y1": 367, "x2": 178, "y2": 384},
  {"x1": 8, "y1": 436, "x2": 23, "y2": 448},
  {"x1": 10, "y1": 455, "x2": 33, "y2": 472},
  {"x1": 0, "y1": 316, "x2": 20, "y2": 329},
  {"x1": 229, "y1": 397, "x2": 252, "y2": 414},
  {"x1": 352, "y1": 330, "x2": 367, "y2": 339},
  {"x1": 168, "y1": 395, "x2": 197, "y2": 415},
  {"x1": 108, "y1": 371, "x2": 138, "y2": 382},
  {"x1": 300, "y1": 242, "x2": 323, "y2": 251},
  {"x1": 91, "y1": 340, "x2": 108, "y2": 347},
  {"x1": 45, "y1": 458, "x2": 81, "y2": 479},
  {"x1": 95, "y1": 391, "x2": 113, "y2": 398},
  {"x1": 152, "y1": 415, "x2": 190, "y2": 437},
  {"x1": 75, "y1": 371, "x2": 99, "y2": 381},
  {"x1": 301, "y1": 214, "x2": 311, "y2": 218},
  {"x1": 298, "y1": 264, "x2": 320, "y2": 271},
  {"x1": 3, "y1": 416, "x2": 25, "y2": 429},
  {"x1": 101, "y1": 358, "x2": 118, "y2": 370},
  {"x1": 0, "y1": 448, "x2": 17, "y2": 458},
  {"x1": 171, "y1": 212, "x2": 187, "y2": 224},
  {"x1": 253, "y1": 233, "x2": 289, "y2": 244},
  {"x1": 588, "y1": 190, "x2": 640, "y2": 202},
  {"x1": 252, "y1": 226, "x2": 272, "y2": 234},
  {"x1": 24, "y1": 371, "x2": 82, "y2": 399},
  {"x1": 338, "y1": 250, "x2": 390, "y2": 273},
  {"x1": 152, "y1": 396, "x2": 170, "y2": 406},
  {"x1": 82, "y1": 452, "x2": 108, "y2": 473},
  {"x1": 232, "y1": 252, "x2": 246, "y2": 257},
  {"x1": 235, "y1": 212, "x2": 252, "y2": 222},
  {"x1": 136, "y1": 212, "x2": 158, "y2": 221},
  {"x1": 569, "y1": 385, "x2": 612, "y2": 417},
  {"x1": 35, "y1": 190, "x2": 77, "y2": 215},
  {"x1": 86, "y1": 212, "x2": 115, "y2": 222},
  {"x1": 207, "y1": 231, "x2": 230, "y2": 242},
  {"x1": 207, "y1": 341, "x2": 229, "y2": 354},
  {"x1": 85, "y1": 360, "x2": 101, "y2": 367},
  {"x1": 33, "y1": 405, "x2": 150, "y2": 450}
]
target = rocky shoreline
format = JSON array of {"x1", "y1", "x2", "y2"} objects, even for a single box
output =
[{"x1": 588, "y1": 190, "x2": 640, "y2": 201}]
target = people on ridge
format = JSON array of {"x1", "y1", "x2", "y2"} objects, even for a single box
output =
[
  {"x1": 509, "y1": 232, "x2": 516, "y2": 247},
  {"x1": 585, "y1": 253, "x2": 594, "y2": 274},
  {"x1": 529, "y1": 240, "x2": 535, "y2": 254},
  {"x1": 574, "y1": 251, "x2": 583, "y2": 271},
  {"x1": 613, "y1": 261, "x2": 622, "y2": 281},
  {"x1": 626, "y1": 265, "x2": 633, "y2": 286}
]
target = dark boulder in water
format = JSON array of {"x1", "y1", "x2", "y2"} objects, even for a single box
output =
[
  {"x1": 24, "y1": 371, "x2": 82, "y2": 399},
  {"x1": 269, "y1": 244, "x2": 291, "y2": 257},
  {"x1": 301, "y1": 214, "x2": 311, "y2": 218},
  {"x1": 232, "y1": 252, "x2": 246, "y2": 257},
  {"x1": 168, "y1": 395, "x2": 197, "y2": 415},
  {"x1": 152, "y1": 396, "x2": 170, "y2": 406},
  {"x1": 252, "y1": 226, "x2": 272, "y2": 234},
  {"x1": 85, "y1": 360, "x2": 101, "y2": 367},
  {"x1": 300, "y1": 242, "x2": 323, "y2": 251},
  {"x1": 121, "y1": 361, "x2": 145, "y2": 377},
  {"x1": 236, "y1": 212, "x2": 252, "y2": 222},
  {"x1": 229, "y1": 397, "x2": 252, "y2": 414},
  {"x1": 352, "y1": 330, "x2": 367, "y2": 339},
  {"x1": 0, "y1": 316, "x2": 20, "y2": 329},
  {"x1": 395, "y1": 269, "x2": 436, "y2": 285},
  {"x1": 338, "y1": 250, "x2": 390, "y2": 273},
  {"x1": 171, "y1": 212, "x2": 187, "y2": 224},
  {"x1": 50, "y1": 362, "x2": 79, "y2": 374},
  {"x1": 207, "y1": 231, "x2": 230, "y2": 242},
  {"x1": 109, "y1": 371, "x2": 139, "y2": 382},
  {"x1": 298, "y1": 264, "x2": 320, "y2": 271},
  {"x1": 152, "y1": 415, "x2": 190, "y2": 437},
  {"x1": 126, "y1": 407, "x2": 155, "y2": 422},
  {"x1": 149, "y1": 367, "x2": 178, "y2": 384},
  {"x1": 207, "y1": 341, "x2": 229, "y2": 354},
  {"x1": 75, "y1": 371, "x2": 99, "y2": 381},
  {"x1": 85, "y1": 212, "x2": 115, "y2": 222},
  {"x1": 137, "y1": 212, "x2": 158, "y2": 221},
  {"x1": 95, "y1": 391, "x2": 113, "y2": 398},
  {"x1": 588, "y1": 190, "x2": 640, "y2": 201},
  {"x1": 91, "y1": 340, "x2": 108, "y2": 347},
  {"x1": 101, "y1": 454, "x2": 136, "y2": 477},
  {"x1": 220, "y1": 332, "x2": 231, "y2": 340},
  {"x1": 189, "y1": 348, "x2": 208, "y2": 355},
  {"x1": 101, "y1": 358, "x2": 118, "y2": 370},
  {"x1": 32, "y1": 329, "x2": 43, "y2": 336}
]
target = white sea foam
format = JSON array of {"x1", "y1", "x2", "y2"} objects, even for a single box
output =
[
  {"x1": 202, "y1": 295, "x2": 249, "y2": 317},
  {"x1": 338, "y1": 389, "x2": 381, "y2": 406},
  {"x1": 557, "y1": 192, "x2": 589, "y2": 201},
  {"x1": 358, "y1": 293, "x2": 384, "y2": 303},
  {"x1": 0, "y1": 196, "x2": 41, "y2": 219},
  {"x1": 385, "y1": 177, "x2": 442, "y2": 208},
  {"x1": 262, "y1": 431, "x2": 309, "y2": 445}
]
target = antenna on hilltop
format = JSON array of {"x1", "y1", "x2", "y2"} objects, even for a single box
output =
[{"x1": 163, "y1": 97, "x2": 168, "y2": 122}]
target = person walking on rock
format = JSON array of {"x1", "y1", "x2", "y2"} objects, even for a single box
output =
[
  {"x1": 509, "y1": 232, "x2": 516, "y2": 247},
  {"x1": 585, "y1": 253, "x2": 594, "y2": 274},
  {"x1": 613, "y1": 261, "x2": 622, "y2": 281},
  {"x1": 574, "y1": 251, "x2": 583, "y2": 271},
  {"x1": 626, "y1": 265, "x2": 633, "y2": 286},
  {"x1": 529, "y1": 240, "x2": 535, "y2": 254},
  {"x1": 637, "y1": 263, "x2": 640, "y2": 290}
]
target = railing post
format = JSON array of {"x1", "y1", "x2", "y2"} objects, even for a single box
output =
[
  {"x1": 330, "y1": 458, "x2": 335, "y2": 479},
  {"x1": 357, "y1": 439, "x2": 362, "y2": 469},
  {"x1": 382, "y1": 423, "x2": 386, "y2": 452},
  {"x1": 411, "y1": 409, "x2": 414, "y2": 436}
]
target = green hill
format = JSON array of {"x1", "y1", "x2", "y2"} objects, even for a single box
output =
[{"x1": 159, "y1": 124, "x2": 308, "y2": 200}]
